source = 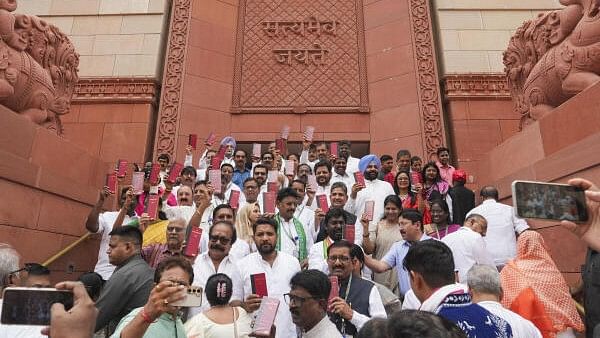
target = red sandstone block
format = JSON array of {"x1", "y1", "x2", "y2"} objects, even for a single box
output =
[
  {"x1": 371, "y1": 134, "x2": 424, "y2": 159},
  {"x1": 321, "y1": 133, "x2": 371, "y2": 142},
  {"x1": 188, "y1": 19, "x2": 236, "y2": 56},
  {"x1": 467, "y1": 100, "x2": 518, "y2": 120},
  {"x1": 534, "y1": 133, "x2": 600, "y2": 183},
  {"x1": 0, "y1": 149, "x2": 40, "y2": 187},
  {"x1": 192, "y1": 0, "x2": 238, "y2": 30},
  {"x1": 100, "y1": 123, "x2": 150, "y2": 163},
  {"x1": 131, "y1": 104, "x2": 152, "y2": 123},
  {"x1": 370, "y1": 103, "x2": 421, "y2": 142},
  {"x1": 365, "y1": 20, "x2": 411, "y2": 56},
  {"x1": 363, "y1": 0, "x2": 409, "y2": 30},
  {"x1": 182, "y1": 75, "x2": 233, "y2": 112},
  {"x1": 369, "y1": 73, "x2": 418, "y2": 112},
  {"x1": 499, "y1": 119, "x2": 520, "y2": 142},
  {"x1": 452, "y1": 119, "x2": 503, "y2": 161},
  {"x1": 181, "y1": 105, "x2": 232, "y2": 135},
  {"x1": 367, "y1": 45, "x2": 414, "y2": 83},
  {"x1": 232, "y1": 114, "x2": 301, "y2": 133},
  {"x1": 301, "y1": 114, "x2": 369, "y2": 134},
  {"x1": 0, "y1": 225, "x2": 65, "y2": 265},
  {"x1": 186, "y1": 46, "x2": 235, "y2": 84},
  {"x1": 47, "y1": 235, "x2": 101, "y2": 283},
  {"x1": 536, "y1": 226, "x2": 586, "y2": 273},
  {"x1": 36, "y1": 167, "x2": 99, "y2": 206},
  {"x1": 78, "y1": 104, "x2": 133, "y2": 123},
  {"x1": 0, "y1": 106, "x2": 37, "y2": 158},
  {"x1": 0, "y1": 180, "x2": 42, "y2": 229},
  {"x1": 447, "y1": 100, "x2": 468, "y2": 121},
  {"x1": 62, "y1": 123, "x2": 104, "y2": 156},
  {"x1": 37, "y1": 194, "x2": 92, "y2": 237},
  {"x1": 60, "y1": 104, "x2": 80, "y2": 123}
]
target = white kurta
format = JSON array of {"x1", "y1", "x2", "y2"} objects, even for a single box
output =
[
  {"x1": 276, "y1": 216, "x2": 314, "y2": 259},
  {"x1": 441, "y1": 227, "x2": 495, "y2": 283},
  {"x1": 94, "y1": 211, "x2": 132, "y2": 280},
  {"x1": 478, "y1": 301, "x2": 542, "y2": 338},
  {"x1": 345, "y1": 178, "x2": 395, "y2": 242}
]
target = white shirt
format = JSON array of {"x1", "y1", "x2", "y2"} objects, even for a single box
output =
[
  {"x1": 346, "y1": 156, "x2": 360, "y2": 176},
  {"x1": 330, "y1": 172, "x2": 355, "y2": 192},
  {"x1": 303, "y1": 315, "x2": 342, "y2": 338},
  {"x1": 277, "y1": 216, "x2": 314, "y2": 259},
  {"x1": 345, "y1": 178, "x2": 395, "y2": 241},
  {"x1": 478, "y1": 301, "x2": 542, "y2": 338},
  {"x1": 307, "y1": 183, "x2": 332, "y2": 211},
  {"x1": 295, "y1": 205, "x2": 317, "y2": 242},
  {"x1": 467, "y1": 199, "x2": 529, "y2": 266},
  {"x1": 299, "y1": 150, "x2": 317, "y2": 171},
  {"x1": 308, "y1": 239, "x2": 331, "y2": 272},
  {"x1": 401, "y1": 289, "x2": 421, "y2": 310},
  {"x1": 237, "y1": 251, "x2": 301, "y2": 338},
  {"x1": 441, "y1": 227, "x2": 494, "y2": 283},
  {"x1": 94, "y1": 211, "x2": 131, "y2": 280},
  {"x1": 211, "y1": 182, "x2": 246, "y2": 208},
  {"x1": 349, "y1": 282, "x2": 388, "y2": 331},
  {"x1": 189, "y1": 252, "x2": 244, "y2": 317},
  {"x1": 164, "y1": 205, "x2": 195, "y2": 222}
]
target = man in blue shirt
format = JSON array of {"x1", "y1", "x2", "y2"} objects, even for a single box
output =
[
  {"x1": 232, "y1": 149, "x2": 251, "y2": 187},
  {"x1": 364, "y1": 209, "x2": 430, "y2": 297}
]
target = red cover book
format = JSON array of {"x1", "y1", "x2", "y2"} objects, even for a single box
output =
[
  {"x1": 106, "y1": 173, "x2": 117, "y2": 194},
  {"x1": 280, "y1": 125, "x2": 290, "y2": 140},
  {"x1": 307, "y1": 175, "x2": 318, "y2": 191},
  {"x1": 250, "y1": 273, "x2": 268, "y2": 297},
  {"x1": 410, "y1": 171, "x2": 422, "y2": 184},
  {"x1": 131, "y1": 172, "x2": 145, "y2": 195},
  {"x1": 364, "y1": 200, "x2": 375, "y2": 221},
  {"x1": 148, "y1": 163, "x2": 160, "y2": 185},
  {"x1": 205, "y1": 132, "x2": 216, "y2": 146},
  {"x1": 267, "y1": 170, "x2": 278, "y2": 183},
  {"x1": 229, "y1": 190, "x2": 240, "y2": 209},
  {"x1": 167, "y1": 162, "x2": 183, "y2": 184},
  {"x1": 216, "y1": 145, "x2": 227, "y2": 159},
  {"x1": 354, "y1": 171, "x2": 366, "y2": 186},
  {"x1": 188, "y1": 134, "x2": 198, "y2": 150},
  {"x1": 275, "y1": 138, "x2": 286, "y2": 155},
  {"x1": 116, "y1": 159, "x2": 128, "y2": 178},
  {"x1": 262, "y1": 192, "x2": 276, "y2": 214},
  {"x1": 316, "y1": 194, "x2": 329, "y2": 213},
  {"x1": 267, "y1": 182, "x2": 278, "y2": 193},
  {"x1": 252, "y1": 297, "x2": 280, "y2": 336},
  {"x1": 210, "y1": 155, "x2": 222, "y2": 169},
  {"x1": 304, "y1": 126, "x2": 315, "y2": 141},
  {"x1": 252, "y1": 143, "x2": 261, "y2": 158},
  {"x1": 344, "y1": 224, "x2": 355, "y2": 244},
  {"x1": 208, "y1": 169, "x2": 222, "y2": 193},
  {"x1": 285, "y1": 160, "x2": 294, "y2": 176},
  {"x1": 330, "y1": 142, "x2": 338, "y2": 157},
  {"x1": 184, "y1": 227, "x2": 203, "y2": 257},
  {"x1": 147, "y1": 194, "x2": 159, "y2": 220},
  {"x1": 328, "y1": 276, "x2": 339, "y2": 302}
]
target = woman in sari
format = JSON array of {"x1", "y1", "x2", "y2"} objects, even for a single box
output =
[
  {"x1": 500, "y1": 231, "x2": 584, "y2": 338},
  {"x1": 393, "y1": 170, "x2": 430, "y2": 224},
  {"x1": 421, "y1": 161, "x2": 449, "y2": 202},
  {"x1": 423, "y1": 199, "x2": 460, "y2": 240}
]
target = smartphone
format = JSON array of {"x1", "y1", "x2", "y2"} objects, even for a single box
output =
[
  {"x1": 328, "y1": 276, "x2": 339, "y2": 302},
  {"x1": 184, "y1": 227, "x2": 202, "y2": 257},
  {"x1": 316, "y1": 194, "x2": 329, "y2": 213},
  {"x1": 116, "y1": 159, "x2": 128, "y2": 178},
  {"x1": 251, "y1": 273, "x2": 268, "y2": 297},
  {"x1": 512, "y1": 180, "x2": 588, "y2": 222},
  {"x1": 106, "y1": 173, "x2": 117, "y2": 194},
  {"x1": 146, "y1": 194, "x2": 159, "y2": 220},
  {"x1": 167, "y1": 162, "x2": 183, "y2": 184},
  {"x1": 1, "y1": 287, "x2": 73, "y2": 325},
  {"x1": 171, "y1": 286, "x2": 203, "y2": 307},
  {"x1": 188, "y1": 134, "x2": 198, "y2": 150},
  {"x1": 252, "y1": 297, "x2": 279, "y2": 336},
  {"x1": 131, "y1": 172, "x2": 145, "y2": 195},
  {"x1": 364, "y1": 200, "x2": 375, "y2": 221}
]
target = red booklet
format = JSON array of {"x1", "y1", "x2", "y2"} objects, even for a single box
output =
[
  {"x1": 328, "y1": 276, "x2": 339, "y2": 302},
  {"x1": 285, "y1": 160, "x2": 295, "y2": 176},
  {"x1": 251, "y1": 273, "x2": 268, "y2": 297},
  {"x1": 210, "y1": 155, "x2": 222, "y2": 169},
  {"x1": 354, "y1": 171, "x2": 366, "y2": 186},
  {"x1": 262, "y1": 192, "x2": 276, "y2": 214},
  {"x1": 106, "y1": 173, "x2": 117, "y2": 194},
  {"x1": 267, "y1": 182, "x2": 278, "y2": 193},
  {"x1": 167, "y1": 162, "x2": 183, "y2": 184},
  {"x1": 364, "y1": 200, "x2": 375, "y2": 221},
  {"x1": 267, "y1": 170, "x2": 278, "y2": 183},
  {"x1": 205, "y1": 132, "x2": 216, "y2": 146},
  {"x1": 275, "y1": 138, "x2": 286, "y2": 155},
  {"x1": 147, "y1": 194, "x2": 159, "y2": 220},
  {"x1": 410, "y1": 171, "x2": 422, "y2": 184},
  {"x1": 344, "y1": 224, "x2": 355, "y2": 244},
  {"x1": 131, "y1": 172, "x2": 144, "y2": 195},
  {"x1": 304, "y1": 126, "x2": 315, "y2": 141},
  {"x1": 307, "y1": 175, "x2": 318, "y2": 191},
  {"x1": 208, "y1": 169, "x2": 222, "y2": 193},
  {"x1": 229, "y1": 190, "x2": 240, "y2": 209},
  {"x1": 116, "y1": 159, "x2": 128, "y2": 178},
  {"x1": 316, "y1": 194, "x2": 329, "y2": 213},
  {"x1": 184, "y1": 227, "x2": 203, "y2": 257},
  {"x1": 252, "y1": 143, "x2": 261, "y2": 158},
  {"x1": 216, "y1": 145, "x2": 227, "y2": 159},
  {"x1": 281, "y1": 125, "x2": 290, "y2": 140},
  {"x1": 330, "y1": 142, "x2": 338, "y2": 157},
  {"x1": 148, "y1": 163, "x2": 160, "y2": 186},
  {"x1": 252, "y1": 297, "x2": 280, "y2": 336},
  {"x1": 188, "y1": 134, "x2": 198, "y2": 150}
]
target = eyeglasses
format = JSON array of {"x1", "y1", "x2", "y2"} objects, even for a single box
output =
[
  {"x1": 209, "y1": 235, "x2": 231, "y2": 245},
  {"x1": 167, "y1": 226, "x2": 185, "y2": 233},
  {"x1": 327, "y1": 255, "x2": 351, "y2": 263},
  {"x1": 283, "y1": 293, "x2": 318, "y2": 306}
]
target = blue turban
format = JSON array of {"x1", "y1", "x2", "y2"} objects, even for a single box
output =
[
  {"x1": 220, "y1": 136, "x2": 236, "y2": 149},
  {"x1": 358, "y1": 154, "x2": 381, "y2": 173}
]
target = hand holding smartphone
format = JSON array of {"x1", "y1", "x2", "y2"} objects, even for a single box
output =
[
  {"x1": 512, "y1": 180, "x2": 588, "y2": 222},
  {"x1": 1, "y1": 287, "x2": 74, "y2": 325}
]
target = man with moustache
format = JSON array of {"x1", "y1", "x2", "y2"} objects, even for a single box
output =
[
  {"x1": 330, "y1": 156, "x2": 355, "y2": 191},
  {"x1": 300, "y1": 138, "x2": 330, "y2": 171},
  {"x1": 253, "y1": 164, "x2": 269, "y2": 193},
  {"x1": 189, "y1": 220, "x2": 244, "y2": 317},
  {"x1": 211, "y1": 163, "x2": 246, "y2": 207},
  {"x1": 232, "y1": 149, "x2": 251, "y2": 187},
  {"x1": 287, "y1": 270, "x2": 342, "y2": 338},
  {"x1": 164, "y1": 185, "x2": 196, "y2": 221},
  {"x1": 326, "y1": 240, "x2": 386, "y2": 336},
  {"x1": 297, "y1": 163, "x2": 312, "y2": 183},
  {"x1": 141, "y1": 218, "x2": 186, "y2": 268},
  {"x1": 308, "y1": 208, "x2": 346, "y2": 272},
  {"x1": 311, "y1": 160, "x2": 333, "y2": 200},
  {"x1": 290, "y1": 179, "x2": 317, "y2": 239},
  {"x1": 274, "y1": 188, "x2": 313, "y2": 266},
  {"x1": 238, "y1": 217, "x2": 301, "y2": 338},
  {"x1": 346, "y1": 154, "x2": 395, "y2": 243},
  {"x1": 364, "y1": 209, "x2": 431, "y2": 298},
  {"x1": 338, "y1": 140, "x2": 359, "y2": 174},
  {"x1": 315, "y1": 182, "x2": 358, "y2": 242}
]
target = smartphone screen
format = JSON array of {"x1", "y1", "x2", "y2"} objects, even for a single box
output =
[
  {"x1": 512, "y1": 180, "x2": 588, "y2": 222},
  {"x1": 1, "y1": 288, "x2": 73, "y2": 325}
]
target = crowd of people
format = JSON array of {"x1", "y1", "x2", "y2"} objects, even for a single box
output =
[{"x1": 0, "y1": 132, "x2": 599, "y2": 338}]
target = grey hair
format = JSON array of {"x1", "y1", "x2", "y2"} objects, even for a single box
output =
[
  {"x1": 466, "y1": 264, "x2": 502, "y2": 297},
  {"x1": 0, "y1": 243, "x2": 20, "y2": 289}
]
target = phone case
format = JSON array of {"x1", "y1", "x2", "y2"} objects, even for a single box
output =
[
  {"x1": 184, "y1": 227, "x2": 203, "y2": 257},
  {"x1": 316, "y1": 194, "x2": 329, "y2": 212},
  {"x1": 188, "y1": 134, "x2": 198, "y2": 150},
  {"x1": 285, "y1": 160, "x2": 295, "y2": 176},
  {"x1": 229, "y1": 190, "x2": 240, "y2": 209},
  {"x1": 147, "y1": 195, "x2": 159, "y2": 220},
  {"x1": 344, "y1": 224, "x2": 355, "y2": 244},
  {"x1": 171, "y1": 286, "x2": 203, "y2": 307},
  {"x1": 251, "y1": 273, "x2": 268, "y2": 297},
  {"x1": 252, "y1": 297, "x2": 280, "y2": 336},
  {"x1": 116, "y1": 159, "x2": 128, "y2": 178},
  {"x1": 354, "y1": 171, "x2": 366, "y2": 186},
  {"x1": 364, "y1": 200, "x2": 375, "y2": 221},
  {"x1": 106, "y1": 173, "x2": 117, "y2": 194},
  {"x1": 262, "y1": 192, "x2": 276, "y2": 214},
  {"x1": 281, "y1": 125, "x2": 290, "y2": 140},
  {"x1": 208, "y1": 169, "x2": 222, "y2": 193},
  {"x1": 252, "y1": 143, "x2": 261, "y2": 158},
  {"x1": 330, "y1": 142, "x2": 338, "y2": 157},
  {"x1": 328, "y1": 276, "x2": 339, "y2": 302},
  {"x1": 167, "y1": 162, "x2": 183, "y2": 184},
  {"x1": 307, "y1": 175, "x2": 318, "y2": 191},
  {"x1": 304, "y1": 126, "x2": 315, "y2": 141},
  {"x1": 148, "y1": 163, "x2": 160, "y2": 186},
  {"x1": 205, "y1": 132, "x2": 216, "y2": 146},
  {"x1": 131, "y1": 172, "x2": 145, "y2": 195},
  {"x1": 267, "y1": 181, "x2": 278, "y2": 193}
]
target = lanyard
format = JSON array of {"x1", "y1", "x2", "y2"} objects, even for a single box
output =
[
  {"x1": 322, "y1": 238, "x2": 332, "y2": 259},
  {"x1": 341, "y1": 277, "x2": 353, "y2": 336}
]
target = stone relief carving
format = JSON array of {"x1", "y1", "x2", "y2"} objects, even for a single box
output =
[
  {"x1": 0, "y1": 0, "x2": 79, "y2": 134},
  {"x1": 504, "y1": 0, "x2": 600, "y2": 128}
]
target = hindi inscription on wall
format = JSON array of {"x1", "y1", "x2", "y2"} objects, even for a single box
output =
[{"x1": 232, "y1": 0, "x2": 369, "y2": 113}]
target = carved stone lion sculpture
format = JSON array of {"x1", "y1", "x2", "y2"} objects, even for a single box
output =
[
  {"x1": 504, "y1": 0, "x2": 600, "y2": 129},
  {"x1": 0, "y1": 0, "x2": 78, "y2": 134}
]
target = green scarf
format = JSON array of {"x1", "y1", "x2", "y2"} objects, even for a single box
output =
[{"x1": 275, "y1": 214, "x2": 308, "y2": 261}]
